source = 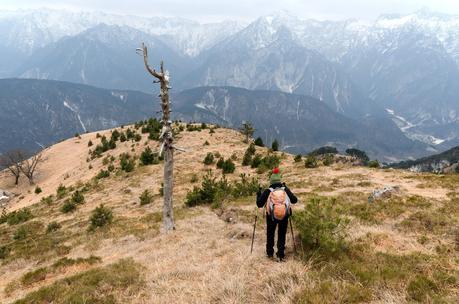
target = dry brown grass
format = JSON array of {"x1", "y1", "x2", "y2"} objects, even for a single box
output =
[{"x1": 1, "y1": 124, "x2": 458, "y2": 303}]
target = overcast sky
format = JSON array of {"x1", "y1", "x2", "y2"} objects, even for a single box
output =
[{"x1": 1, "y1": 0, "x2": 459, "y2": 22}]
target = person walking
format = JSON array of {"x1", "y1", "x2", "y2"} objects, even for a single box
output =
[{"x1": 256, "y1": 167, "x2": 298, "y2": 261}]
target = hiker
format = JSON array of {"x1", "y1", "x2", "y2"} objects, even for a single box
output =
[{"x1": 256, "y1": 167, "x2": 297, "y2": 261}]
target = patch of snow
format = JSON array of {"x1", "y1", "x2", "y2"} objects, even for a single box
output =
[{"x1": 63, "y1": 100, "x2": 87, "y2": 132}]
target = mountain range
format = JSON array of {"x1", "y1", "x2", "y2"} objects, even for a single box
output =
[
  {"x1": 0, "y1": 78, "x2": 426, "y2": 161},
  {"x1": 1, "y1": 8, "x2": 459, "y2": 158}
]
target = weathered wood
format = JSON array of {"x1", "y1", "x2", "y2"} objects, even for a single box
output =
[{"x1": 139, "y1": 42, "x2": 175, "y2": 232}]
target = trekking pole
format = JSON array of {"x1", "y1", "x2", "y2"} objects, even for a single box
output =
[
  {"x1": 289, "y1": 215, "x2": 297, "y2": 253},
  {"x1": 250, "y1": 208, "x2": 259, "y2": 254}
]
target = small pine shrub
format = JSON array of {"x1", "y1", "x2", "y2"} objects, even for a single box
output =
[
  {"x1": 294, "y1": 198, "x2": 349, "y2": 257},
  {"x1": 242, "y1": 151, "x2": 253, "y2": 166},
  {"x1": 34, "y1": 186, "x2": 42, "y2": 194},
  {"x1": 204, "y1": 140, "x2": 210, "y2": 146},
  {"x1": 140, "y1": 147, "x2": 159, "y2": 165},
  {"x1": 294, "y1": 154, "x2": 302, "y2": 163},
  {"x1": 271, "y1": 139, "x2": 279, "y2": 151},
  {"x1": 88, "y1": 140, "x2": 93, "y2": 147},
  {"x1": 254, "y1": 137, "x2": 264, "y2": 147},
  {"x1": 221, "y1": 159, "x2": 236, "y2": 174},
  {"x1": 96, "y1": 169, "x2": 110, "y2": 179},
  {"x1": 134, "y1": 133, "x2": 142, "y2": 142},
  {"x1": 139, "y1": 190, "x2": 153, "y2": 205},
  {"x1": 120, "y1": 153, "x2": 135, "y2": 172},
  {"x1": 61, "y1": 200, "x2": 76, "y2": 213},
  {"x1": 209, "y1": 128, "x2": 215, "y2": 134},
  {"x1": 71, "y1": 190, "x2": 85, "y2": 204},
  {"x1": 40, "y1": 195, "x2": 54, "y2": 205},
  {"x1": 108, "y1": 164, "x2": 115, "y2": 172},
  {"x1": 251, "y1": 154, "x2": 262, "y2": 168},
  {"x1": 203, "y1": 153, "x2": 215, "y2": 165},
  {"x1": 89, "y1": 204, "x2": 113, "y2": 231},
  {"x1": 323, "y1": 154, "x2": 334, "y2": 166},
  {"x1": 74, "y1": 133, "x2": 80, "y2": 138},
  {"x1": 216, "y1": 157, "x2": 224, "y2": 169},
  {"x1": 305, "y1": 155, "x2": 318, "y2": 168},
  {"x1": 185, "y1": 171, "x2": 230, "y2": 207},
  {"x1": 56, "y1": 184, "x2": 67, "y2": 199},
  {"x1": 96, "y1": 133, "x2": 101, "y2": 138},
  {"x1": 368, "y1": 160, "x2": 380, "y2": 168},
  {"x1": 111, "y1": 129, "x2": 120, "y2": 142},
  {"x1": 46, "y1": 221, "x2": 62, "y2": 233},
  {"x1": 4, "y1": 208, "x2": 33, "y2": 225},
  {"x1": 120, "y1": 133, "x2": 127, "y2": 142},
  {"x1": 13, "y1": 226, "x2": 28, "y2": 240}
]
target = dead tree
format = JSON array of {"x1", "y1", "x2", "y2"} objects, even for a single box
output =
[
  {"x1": 0, "y1": 150, "x2": 25, "y2": 185},
  {"x1": 19, "y1": 150, "x2": 43, "y2": 185},
  {"x1": 138, "y1": 42, "x2": 175, "y2": 231}
]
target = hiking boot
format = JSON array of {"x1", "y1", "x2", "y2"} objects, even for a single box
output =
[
  {"x1": 276, "y1": 253, "x2": 285, "y2": 262},
  {"x1": 267, "y1": 254, "x2": 274, "y2": 259}
]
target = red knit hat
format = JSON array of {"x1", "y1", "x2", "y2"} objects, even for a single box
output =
[{"x1": 272, "y1": 167, "x2": 280, "y2": 174}]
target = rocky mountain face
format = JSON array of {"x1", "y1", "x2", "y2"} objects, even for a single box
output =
[
  {"x1": 1, "y1": 8, "x2": 459, "y2": 157},
  {"x1": 15, "y1": 24, "x2": 191, "y2": 92},
  {"x1": 0, "y1": 78, "x2": 157, "y2": 154},
  {"x1": 174, "y1": 86, "x2": 426, "y2": 160},
  {"x1": 391, "y1": 145, "x2": 459, "y2": 173},
  {"x1": 0, "y1": 79, "x2": 426, "y2": 161}
]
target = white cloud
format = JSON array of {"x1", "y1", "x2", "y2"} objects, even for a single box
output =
[{"x1": 1, "y1": 0, "x2": 459, "y2": 21}]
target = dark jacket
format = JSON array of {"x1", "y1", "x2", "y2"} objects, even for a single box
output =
[{"x1": 256, "y1": 182, "x2": 298, "y2": 209}]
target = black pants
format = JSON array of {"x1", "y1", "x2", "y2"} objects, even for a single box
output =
[{"x1": 266, "y1": 215, "x2": 288, "y2": 258}]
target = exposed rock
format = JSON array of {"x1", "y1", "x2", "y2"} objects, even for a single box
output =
[
  {"x1": 368, "y1": 186, "x2": 400, "y2": 202},
  {"x1": 0, "y1": 189, "x2": 11, "y2": 207}
]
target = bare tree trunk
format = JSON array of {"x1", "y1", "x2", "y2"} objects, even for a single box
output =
[
  {"x1": 162, "y1": 147, "x2": 175, "y2": 230},
  {"x1": 139, "y1": 43, "x2": 175, "y2": 231}
]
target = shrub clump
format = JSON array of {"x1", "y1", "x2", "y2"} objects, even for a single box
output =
[
  {"x1": 96, "y1": 169, "x2": 110, "y2": 179},
  {"x1": 139, "y1": 190, "x2": 153, "y2": 206},
  {"x1": 294, "y1": 154, "x2": 302, "y2": 163},
  {"x1": 242, "y1": 144, "x2": 256, "y2": 166},
  {"x1": 185, "y1": 171, "x2": 259, "y2": 208},
  {"x1": 120, "y1": 153, "x2": 135, "y2": 172},
  {"x1": 61, "y1": 200, "x2": 77, "y2": 213},
  {"x1": 221, "y1": 158, "x2": 236, "y2": 174},
  {"x1": 140, "y1": 147, "x2": 159, "y2": 165},
  {"x1": 71, "y1": 190, "x2": 85, "y2": 204},
  {"x1": 368, "y1": 160, "x2": 380, "y2": 168},
  {"x1": 271, "y1": 139, "x2": 279, "y2": 151},
  {"x1": 294, "y1": 197, "x2": 349, "y2": 257},
  {"x1": 56, "y1": 184, "x2": 68, "y2": 199},
  {"x1": 254, "y1": 137, "x2": 264, "y2": 147},
  {"x1": 46, "y1": 221, "x2": 62, "y2": 233},
  {"x1": 89, "y1": 204, "x2": 113, "y2": 231},
  {"x1": 34, "y1": 186, "x2": 42, "y2": 194},
  {"x1": 203, "y1": 152, "x2": 215, "y2": 165},
  {"x1": 305, "y1": 155, "x2": 318, "y2": 168},
  {"x1": 1, "y1": 208, "x2": 33, "y2": 225}
]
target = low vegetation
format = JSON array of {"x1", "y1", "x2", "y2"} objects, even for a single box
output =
[{"x1": 14, "y1": 259, "x2": 145, "y2": 303}]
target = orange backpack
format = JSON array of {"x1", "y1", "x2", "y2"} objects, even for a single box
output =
[{"x1": 266, "y1": 187, "x2": 290, "y2": 221}]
